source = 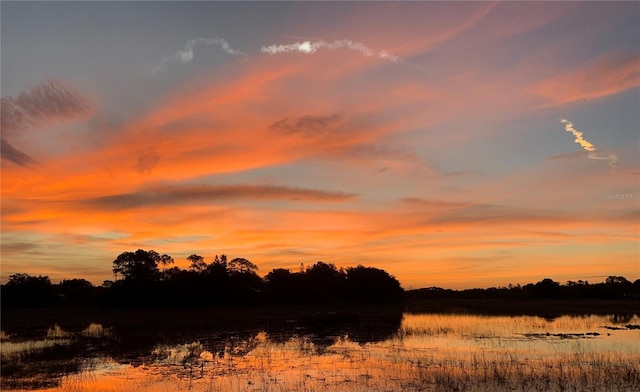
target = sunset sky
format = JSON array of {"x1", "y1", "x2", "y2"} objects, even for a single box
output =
[{"x1": 1, "y1": 1, "x2": 638, "y2": 289}]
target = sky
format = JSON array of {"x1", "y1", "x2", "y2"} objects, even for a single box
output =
[{"x1": 1, "y1": 1, "x2": 639, "y2": 289}]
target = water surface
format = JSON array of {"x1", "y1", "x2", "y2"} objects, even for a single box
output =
[{"x1": 2, "y1": 312, "x2": 638, "y2": 391}]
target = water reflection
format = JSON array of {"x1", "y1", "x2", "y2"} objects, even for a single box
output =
[
  {"x1": 2, "y1": 312, "x2": 639, "y2": 391},
  {"x1": 609, "y1": 313, "x2": 635, "y2": 324},
  {"x1": 1, "y1": 309, "x2": 402, "y2": 390}
]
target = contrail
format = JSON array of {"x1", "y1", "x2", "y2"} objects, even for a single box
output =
[
  {"x1": 561, "y1": 118, "x2": 618, "y2": 169},
  {"x1": 261, "y1": 39, "x2": 405, "y2": 64},
  {"x1": 561, "y1": 118, "x2": 595, "y2": 152},
  {"x1": 154, "y1": 37, "x2": 246, "y2": 73}
]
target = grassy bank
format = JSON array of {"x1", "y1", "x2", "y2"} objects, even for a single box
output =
[
  {"x1": 2, "y1": 298, "x2": 638, "y2": 335},
  {"x1": 405, "y1": 298, "x2": 640, "y2": 317}
]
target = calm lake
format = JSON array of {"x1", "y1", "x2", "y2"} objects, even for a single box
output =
[{"x1": 2, "y1": 311, "x2": 639, "y2": 391}]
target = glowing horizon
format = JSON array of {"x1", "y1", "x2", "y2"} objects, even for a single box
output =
[{"x1": 1, "y1": 2, "x2": 638, "y2": 290}]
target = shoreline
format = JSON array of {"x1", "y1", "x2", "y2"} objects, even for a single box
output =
[
  {"x1": 2, "y1": 298, "x2": 639, "y2": 331},
  {"x1": 404, "y1": 298, "x2": 640, "y2": 317}
]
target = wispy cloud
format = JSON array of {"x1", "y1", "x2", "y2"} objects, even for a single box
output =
[
  {"x1": 82, "y1": 184, "x2": 357, "y2": 211},
  {"x1": 154, "y1": 37, "x2": 246, "y2": 73},
  {"x1": 1, "y1": 80, "x2": 92, "y2": 134},
  {"x1": 561, "y1": 119, "x2": 618, "y2": 169},
  {"x1": 1, "y1": 80, "x2": 92, "y2": 166},
  {"x1": 268, "y1": 114, "x2": 343, "y2": 138},
  {"x1": 134, "y1": 149, "x2": 160, "y2": 174},
  {"x1": 261, "y1": 39, "x2": 406, "y2": 64},
  {"x1": 1, "y1": 138, "x2": 37, "y2": 166},
  {"x1": 532, "y1": 50, "x2": 640, "y2": 106},
  {"x1": 400, "y1": 198, "x2": 472, "y2": 210}
]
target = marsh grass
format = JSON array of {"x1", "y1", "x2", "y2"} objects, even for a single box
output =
[
  {"x1": 0, "y1": 323, "x2": 117, "y2": 391},
  {"x1": 1, "y1": 338, "x2": 73, "y2": 359},
  {"x1": 46, "y1": 324, "x2": 71, "y2": 339},
  {"x1": 80, "y1": 323, "x2": 112, "y2": 339},
  {"x1": 49, "y1": 329, "x2": 640, "y2": 391}
]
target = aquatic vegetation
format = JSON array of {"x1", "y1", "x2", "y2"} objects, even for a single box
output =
[
  {"x1": 80, "y1": 323, "x2": 112, "y2": 339},
  {"x1": 47, "y1": 324, "x2": 71, "y2": 339}
]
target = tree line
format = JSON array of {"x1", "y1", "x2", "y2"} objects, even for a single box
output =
[
  {"x1": 407, "y1": 276, "x2": 640, "y2": 301},
  {"x1": 1, "y1": 249, "x2": 404, "y2": 307},
  {"x1": 2, "y1": 249, "x2": 638, "y2": 308}
]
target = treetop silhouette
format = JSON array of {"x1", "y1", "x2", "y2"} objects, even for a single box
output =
[{"x1": 2, "y1": 248, "x2": 638, "y2": 308}]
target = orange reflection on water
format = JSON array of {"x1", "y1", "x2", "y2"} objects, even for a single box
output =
[{"x1": 6, "y1": 314, "x2": 639, "y2": 392}]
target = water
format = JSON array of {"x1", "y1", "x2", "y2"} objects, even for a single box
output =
[{"x1": 2, "y1": 312, "x2": 639, "y2": 391}]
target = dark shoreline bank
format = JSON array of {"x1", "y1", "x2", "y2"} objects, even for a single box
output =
[
  {"x1": 2, "y1": 298, "x2": 639, "y2": 336},
  {"x1": 404, "y1": 298, "x2": 640, "y2": 317}
]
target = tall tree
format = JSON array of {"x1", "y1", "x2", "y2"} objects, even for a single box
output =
[
  {"x1": 345, "y1": 265, "x2": 403, "y2": 303},
  {"x1": 228, "y1": 258, "x2": 258, "y2": 275},
  {"x1": 112, "y1": 249, "x2": 162, "y2": 282},
  {"x1": 187, "y1": 254, "x2": 207, "y2": 273}
]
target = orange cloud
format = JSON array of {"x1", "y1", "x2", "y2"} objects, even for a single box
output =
[
  {"x1": 3, "y1": 191, "x2": 637, "y2": 287},
  {"x1": 530, "y1": 50, "x2": 640, "y2": 106}
]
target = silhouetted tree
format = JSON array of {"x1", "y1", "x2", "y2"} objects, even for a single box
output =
[
  {"x1": 162, "y1": 266, "x2": 183, "y2": 281},
  {"x1": 532, "y1": 278, "x2": 561, "y2": 299},
  {"x1": 345, "y1": 266, "x2": 403, "y2": 303},
  {"x1": 226, "y1": 258, "x2": 262, "y2": 303},
  {"x1": 187, "y1": 254, "x2": 207, "y2": 273},
  {"x1": 206, "y1": 254, "x2": 228, "y2": 275},
  {"x1": 59, "y1": 278, "x2": 93, "y2": 291},
  {"x1": 112, "y1": 249, "x2": 163, "y2": 282},
  {"x1": 606, "y1": 276, "x2": 631, "y2": 285},
  {"x1": 58, "y1": 278, "x2": 95, "y2": 305},
  {"x1": 3, "y1": 273, "x2": 55, "y2": 307},
  {"x1": 110, "y1": 249, "x2": 174, "y2": 305},
  {"x1": 303, "y1": 262, "x2": 346, "y2": 301},
  {"x1": 565, "y1": 280, "x2": 589, "y2": 298},
  {"x1": 215, "y1": 254, "x2": 228, "y2": 266},
  {"x1": 264, "y1": 268, "x2": 300, "y2": 303},
  {"x1": 228, "y1": 258, "x2": 258, "y2": 275},
  {"x1": 157, "y1": 252, "x2": 174, "y2": 273},
  {"x1": 602, "y1": 276, "x2": 634, "y2": 299}
]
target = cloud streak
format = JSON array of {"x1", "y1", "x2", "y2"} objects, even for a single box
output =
[
  {"x1": 1, "y1": 138, "x2": 37, "y2": 166},
  {"x1": 82, "y1": 184, "x2": 357, "y2": 211},
  {"x1": 268, "y1": 114, "x2": 343, "y2": 138},
  {"x1": 561, "y1": 119, "x2": 618, "y2": 169},
  {"x1": 154, "y1": 37, "x2": 246, "y2": 73},
  {"x1": 532, "y1": 50, "x2": 640, "y2": 106},
  {"x1": 1, "y1": 80, "x2": 92, "y2": 134},
  {"x1": 1, "y1": 80, "x2": 92, "y2": 166},
  {"x1": 261, "y1": 39, "x2": 406, "y2": 64}
]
